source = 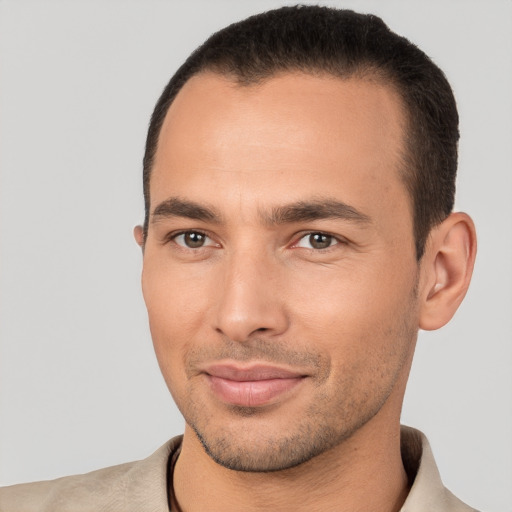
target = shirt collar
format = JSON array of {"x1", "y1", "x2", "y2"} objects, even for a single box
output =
[
  {"x1": 150, "y1": 426, "x2": 472, "y2": 512},
  {"x1": 399, "y1": 426, "x2": 476, "y2": 511}
]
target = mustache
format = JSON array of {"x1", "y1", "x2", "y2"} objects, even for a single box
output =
[{"x1": 185, "y1": 337, "x2": 329, "y2": 376}]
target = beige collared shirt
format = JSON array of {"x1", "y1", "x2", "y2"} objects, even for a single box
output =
[{"x1": 0, "y1": 427, "x2": 478, "y2": 511}]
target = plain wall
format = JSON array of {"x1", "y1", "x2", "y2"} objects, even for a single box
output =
[{"x1": 1, "y1": 1, "x2": 511, "y2": 510}]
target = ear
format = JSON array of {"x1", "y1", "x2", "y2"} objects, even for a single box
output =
[
  {"x1": 133, "y1": 225, "x2": 145, "y2": 249},
  {"x1": 419, "y1": 212, "x2": 477, "y2": 331}
]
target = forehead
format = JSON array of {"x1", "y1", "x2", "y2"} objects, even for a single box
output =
[{"x1": 151, "y1": 71, "x2": 409, "y2": 221}]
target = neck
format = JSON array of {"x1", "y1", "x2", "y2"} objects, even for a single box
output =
[{"x1": 173, "y1": 416, "x2": 409, "y2": 512}]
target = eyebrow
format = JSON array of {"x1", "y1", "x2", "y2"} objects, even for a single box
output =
[
  {"x1": 263, "y1": 199, "x2": 372, "y2": 225},
  {"x1": 151, "y1": 197, "x2": 221, "y2": 223},
  {"x1": 151, "y1": 196, "x2": 371, "y2": 226}
]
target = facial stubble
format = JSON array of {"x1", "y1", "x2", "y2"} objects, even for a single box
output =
[{"x1": 177, "y1": 297, "x2": 418, "y2": 474}]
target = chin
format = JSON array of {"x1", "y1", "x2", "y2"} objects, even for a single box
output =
[{"x1": 186, "y1": 402, "x2": 368, "y2": 473}]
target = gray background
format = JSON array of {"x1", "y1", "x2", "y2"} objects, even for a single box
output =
[{"x1": 0, "y1": 1, "x2": 510, "y2": 510}]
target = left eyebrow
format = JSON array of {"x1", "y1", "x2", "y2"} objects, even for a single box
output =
[
  {"x1": 262, "y1": 199, "x2": 372, "y2": 225},
  {"x1": 151, "y1": 197, "x2": 222, "y2": 223}
]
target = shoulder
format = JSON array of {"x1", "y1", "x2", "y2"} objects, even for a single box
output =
[{"x1": 0, "y1": 437, "x2": 181, "y2": 512}]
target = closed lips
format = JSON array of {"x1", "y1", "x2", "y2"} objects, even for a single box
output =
[{"x1": 203, "y1": 364, "x2": 306, "y2": 407}]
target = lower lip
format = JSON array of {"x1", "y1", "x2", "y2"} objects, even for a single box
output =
[{"x1": 207, "y1": 375, "x2": 304, "y2": 407}]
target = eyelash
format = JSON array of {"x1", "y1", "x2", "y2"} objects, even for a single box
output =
[
  {"x1": 165, "y1": 229, "x2": 346, "y2": 253},
  {"x1": 292, "y1": 231, "x2": 346, "y2": 252},
  {"x1": 166, "y1": 230, "x2": 217, "y2": 249}
]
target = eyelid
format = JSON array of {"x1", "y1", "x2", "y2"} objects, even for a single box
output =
[
  {"x1": 291, "y1": 231, "x2": 347, "y2": 250},
  {"x1": 166, "y1": 229, "x2": 220, "y2": 248},
  {"x1": 162, "y1": 228, "x2": 347, "y2": 251}
]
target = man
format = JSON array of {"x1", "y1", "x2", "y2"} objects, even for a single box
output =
[{"x1": 0, "y1": 5, "x2": 480, "y2": 511}]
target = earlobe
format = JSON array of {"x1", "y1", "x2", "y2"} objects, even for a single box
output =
[
  {"x1": 419, "y1": 212, "x2": 477, "y2": 331},
  {"x1": 133, "y1": 225, "x2": 145, "y2": 249}
]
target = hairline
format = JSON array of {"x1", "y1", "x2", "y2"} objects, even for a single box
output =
[{"x1": 143, "y1": 66, "x2": 423, "y2": 256}]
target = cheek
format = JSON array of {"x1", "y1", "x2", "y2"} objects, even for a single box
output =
[
  {"x1": 141, "y1": 262, "x2": 212, "y2": 387},
  {"x1": 142, "y1": 256, "x2": 212, "y2": 327},
  {"x1": 286, "y1": 259, "x2": 418, "y2": 357}
]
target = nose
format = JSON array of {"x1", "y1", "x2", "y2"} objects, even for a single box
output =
[{"x1": 213, "y1": 250, "x2": 289, "y2": 342}]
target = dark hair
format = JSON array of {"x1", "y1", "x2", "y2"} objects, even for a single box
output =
[{"x1": 143, "y1": 5, "x2": 459, "y2": 259}]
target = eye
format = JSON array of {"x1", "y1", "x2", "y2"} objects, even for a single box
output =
[
  {"x1": 295, "y1": 232, "x2": 338, "y2": 250},
  {"x1": 173, "y1": 231, "x2": 215, "y2": 249}
]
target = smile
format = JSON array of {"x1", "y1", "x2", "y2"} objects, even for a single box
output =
[{"x1": 203, "y1": 363, "x2": 306, "y2": 407}]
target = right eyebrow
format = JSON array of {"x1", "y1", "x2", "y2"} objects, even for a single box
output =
[
  {"x1": 151, "y1": 197, "x2": 222, "y2": 223},
  {"x1": 262, "y1": 199, "x2": 372, "y2": 226}
]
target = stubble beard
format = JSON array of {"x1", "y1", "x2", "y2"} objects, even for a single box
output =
[
  {"x1": 181, "y1": 334, "x2": 416, "y2": 473},
  {"x1": 190, "y1": 397, "x2": 373, "y2": 473},
  {"x1": 174, "y1": 282, "x2": 419, "y2": 473}
]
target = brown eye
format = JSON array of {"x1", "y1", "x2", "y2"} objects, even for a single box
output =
[
  {"x1": 185, "y1": 232, "x2": 206, "y2": 248},
  {"x1": 174, "y1": 231, "x2": 209, "y2": 248},
  {"x1": 296, "y1": 232, "x2": 336, "y2": 249},
  {"x1": 309, "y1": 233, "x2": 333, "y2": 249}
]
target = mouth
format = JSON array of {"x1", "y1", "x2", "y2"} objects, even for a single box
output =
[{"x1": 202, "y1": 363, "x2": 307, "y2": 407}]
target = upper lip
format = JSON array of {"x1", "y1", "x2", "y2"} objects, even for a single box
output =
[{"x1": 203, "y1": 363, "x2": 305, "y2": 381}]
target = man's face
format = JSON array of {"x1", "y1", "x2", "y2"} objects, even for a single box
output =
[{"x1": 141, "y1": 72, "x2": 421, "y2": 471}]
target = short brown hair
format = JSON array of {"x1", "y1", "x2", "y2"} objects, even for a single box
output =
[{"x1": 143, "y1": 5, "x2": 459, "y2": 259}]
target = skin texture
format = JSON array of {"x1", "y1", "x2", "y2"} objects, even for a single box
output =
[{"x1": 135, "y1": 72, "x2": 476, "y2": 512}]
